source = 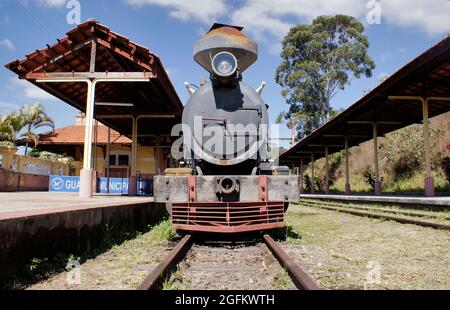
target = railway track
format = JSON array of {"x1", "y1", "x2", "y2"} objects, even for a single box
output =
[
  {"x1": 303, "y1": 199, "x2": 450, "y2": 220},
  {"x1": 137, "y1": 234, "x2": 320, "y2": 291},
  {"x1": 301, "y1": 199, "x2": 450, "y2": 231}
]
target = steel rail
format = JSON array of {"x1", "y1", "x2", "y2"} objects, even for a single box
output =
[
  {"x1": 302, "y1": 200, "x2": 450, "y2": 221},
  {"x1": 306, "y1": 203, "x2": 450, "y2": 231},
  {"x1": 263, "y1": 234, "x2": 320, "y2": 290},
  {"x1": 137, "y1": 234, "x2": 194, "y2": 290}
]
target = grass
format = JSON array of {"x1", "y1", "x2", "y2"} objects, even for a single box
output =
[
  {"x1": 381, "y1": 172, "x2": 450, "y2": 193},
  {"x1": 330, "y1": 172, "x2": 450, "y2": 193},
  {"x1": 271, "y1": 270, "x2": 292, "y2": 290},
  {"x1": 331, "y1": 175, "x2": 373, "y2": 193},
  {"x1": 281, "y1": 203, "x2": 450, "y2": 289},
  {"x1": 162, "y1": 269, "x2": 189, "y2": 290},
  {"x1": 5, "y1": 218, "x2": 176, "y2": 290},
  {"x1": 147, "y1": 220, "x2": 177, "y2": 245},
  {"x1": 268, "y1": 225, "x2": 302, "y2": 244},
  {"x1": 283, "y1": 210, "x2": 342, "y2": 245}
]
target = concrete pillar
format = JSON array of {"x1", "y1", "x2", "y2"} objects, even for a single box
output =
[
  {"x1": 299, "y1": 158, "x2": 304, "y2": 194},
  {"x1": 325, "y1": 146, "x2": 329, "y2": 194},
  {"x1": 311, "y1": 153, "x2": 315, "y2": 194},
  {"x1": 79, "y1": 80, "x2": 95, "y2": 198},
  {"x1": 106, "y1": 127, "x2": 111, "y2": 194},
  {"x1": 128, "y1": 117, "x2": 138, "y2": 196},
  {"x1": 345, "y1": 137, "x2": 351, "y2": 195},
  {"x1": 373, "y1": 123, "x2": 382, "y2": 196},
  {"x1": 422, "y1": 98, "x2": 435, "y2": 197}
]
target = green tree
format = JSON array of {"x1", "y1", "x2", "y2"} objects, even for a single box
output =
[
  {"x1": 3, "y1": 112, "x2": 25, "y2": 142},
  {"x1": 0, "y1": 115, "x2": 14, "y2": 142},
  {"x1": 276, "y1": 15, "x2": 375, "y2": 137},
  {"x1": 17, "y1": 103, "x2": 55, "y2": 155}
]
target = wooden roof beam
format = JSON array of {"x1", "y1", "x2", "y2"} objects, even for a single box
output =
[
  {"x1": 27, "y1": 71, "x2": 153, "y2": 80},
  {"x1": 30, "y1": 39, "x2": 95, "y2": 74}
]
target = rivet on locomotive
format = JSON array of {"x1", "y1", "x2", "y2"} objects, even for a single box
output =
[{"x1": 154, "y1": 23, "x2": 300, "y2": 233}]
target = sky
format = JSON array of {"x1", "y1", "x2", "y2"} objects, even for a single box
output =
[{"x1": 0, "y1": 0, "x2": 449, "y2": 147}]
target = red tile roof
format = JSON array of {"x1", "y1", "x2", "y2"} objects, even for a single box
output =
[
  {"x1": 37, "y1": 125, "x2": 131, "y2": 145},
  {"x1": 5, "y1": 19, "x2": 182, "y2": 139}
]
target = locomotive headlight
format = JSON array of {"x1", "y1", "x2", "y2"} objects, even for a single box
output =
[{"x1": 212, "y1": 52, "x2": 238, "y2": 77}]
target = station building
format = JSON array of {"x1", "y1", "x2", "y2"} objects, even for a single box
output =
[{"x1": 26, "y1": 113, "x2": 175, "y2": 179}]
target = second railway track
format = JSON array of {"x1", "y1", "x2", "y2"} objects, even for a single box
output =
[
  {"x1": 301, "y1": 199, "x2": 450, "y2": 230},
  {"x1": 138, "y1": 234, "x2": 320, "y2": 291}
]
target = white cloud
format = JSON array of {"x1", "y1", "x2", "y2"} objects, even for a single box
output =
[
  {"x1": 377, "y1": 72, "x2": 390, "y2": 82},
  {"x1": 382, "y1": 0, "x2": 450, "y2": 35},
  {"x1": 124, "y1": 0, "x2": 229, "y2": 24},
  {"x1": 10, "y1": 78, "x2": 57, "y2": 101},
  {"x1": 231, "y1": 0, "x2": 450, "y2": 41},
  {"x1": 36, "y1": 0, "x2": 67, "y2": 7},
  {"x1": 0, "y1": 39, "x2": 15, "y2": 50},
  {"x1": 121, "y1": 0, "x2": 449, "y2": 55},
  {"x1": 231, "y1": 0, "x2": 366, "y2": 40}
]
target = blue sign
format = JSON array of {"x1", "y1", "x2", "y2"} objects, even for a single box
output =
[
  {"x1": 49, "y1": 176, "x2": 129, "y2": 194},
  {"x1": 97, "y1": 178, "x2": 129, "y2": 194},
  {"x1": 49, "y1": 176, "x2": 80, "y2": 192}
]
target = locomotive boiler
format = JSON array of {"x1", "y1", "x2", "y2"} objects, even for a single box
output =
[{"x1": 154, "y1": 23, "x2": 300, "y2": 233}]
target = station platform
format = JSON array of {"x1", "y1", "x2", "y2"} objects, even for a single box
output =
[
  {"x1": 0, "y1": 192, "x2": 153, "y2": 220},
  {"x1": 0, "y1": 192, "x2": 165, "y2": 285},
  {"x1": 301, "y1": 193, "x2": 450, "y2": 207}
]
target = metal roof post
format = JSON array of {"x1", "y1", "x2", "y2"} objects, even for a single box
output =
[
  {"x1": 300, "y1": 158, "x2": 304, "y2": 194},
  {"x1": 345, "y1": 137, "x2": 351, "y2": 195},
  {"x1": 325, "y1": 146, "x2": 329, "y2": 194},
  {"x1": 422, "y1": 98, "x2": 435, "y2": 197},
  {"x1": 310, "y1": 153, "x2": 315, "y2": 194},
  {"x1": 129, "y1": 116, "x2": 138, "y2": 196},
  {"x1": 373, "y1": 122, "x2": 382, "y2": 196}
]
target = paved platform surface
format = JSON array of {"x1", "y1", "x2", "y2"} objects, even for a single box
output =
[
  {"x1": 0, "y1": 192, "x2": 153, "y2": 220},
  {"x1": 301, "y1": 193, "x2": 450, "y2": 206},
  {"x1": 0, "y1": 192, "x2": 162, "y2": 284}
]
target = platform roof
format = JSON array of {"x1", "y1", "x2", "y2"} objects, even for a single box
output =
[
  {"x1": 280, "y1": 35, "x2": 450, "y2": 165},
  {"x1": 5, "y1": 20, "x2": 183, "y2": 141}
]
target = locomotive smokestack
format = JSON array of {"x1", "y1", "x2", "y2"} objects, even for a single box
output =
[{"x1": 194, "y1": 23, "x2": 258, "y2": 77}]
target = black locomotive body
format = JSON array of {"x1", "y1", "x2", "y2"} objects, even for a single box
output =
[{"x1": 154, "y1": 23, "x2": 300, "y2": 233}]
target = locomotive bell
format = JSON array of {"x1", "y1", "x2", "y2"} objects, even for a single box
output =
[{"x1": 194, "y1": 23, "x2": 258, "y2": 77}]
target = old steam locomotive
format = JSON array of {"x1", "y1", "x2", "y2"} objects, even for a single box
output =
[{"x1": 154, "y1": 23, "x2": 300, "y2": 233}]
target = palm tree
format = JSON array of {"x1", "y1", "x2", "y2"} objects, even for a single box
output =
[
  {"x1": 7, "y1": 112, "x2": 25, "y2": 141},
  {"x1": 16, "y1": 103, "x2": 55, "y2": 155},
  {"x1": 0, "y1": 115, "x2": 14, "y2": 142}
]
